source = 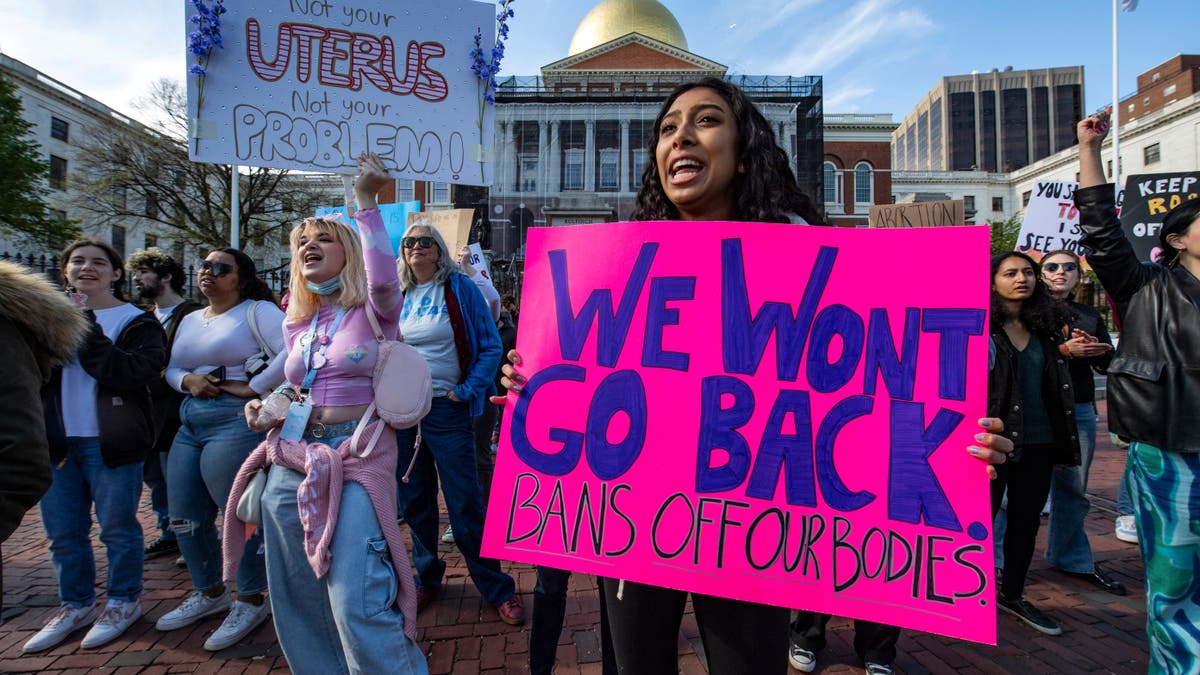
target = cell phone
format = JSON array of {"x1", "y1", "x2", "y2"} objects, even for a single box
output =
[{"x1": 208, "y1": 365, "x2": 227, "y2": 382}]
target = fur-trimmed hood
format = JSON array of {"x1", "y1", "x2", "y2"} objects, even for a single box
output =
[{"x1": 0, "y1": 260, "x2": 88, "y2": 377}]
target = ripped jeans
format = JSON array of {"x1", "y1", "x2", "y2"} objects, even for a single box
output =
[{"x1": 167, "y1": 394, "x2": 267, "y2": 595}]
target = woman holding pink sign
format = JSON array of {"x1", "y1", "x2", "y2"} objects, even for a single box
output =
[{"x1": 496, "y1": 77, "x2": 1015, "y2": 675}]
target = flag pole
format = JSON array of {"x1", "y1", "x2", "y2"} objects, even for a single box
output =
[
  {"x1": 1111, "y1": 0, "x2": 1121, "y2": 200},
  {"x1": 231, "y1": 164, "x2": 240, "y2": 248}
]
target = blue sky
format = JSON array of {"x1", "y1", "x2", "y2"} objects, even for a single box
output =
[{"x1": 0, "y1": 0, "x2": 1192, "y2": 120}]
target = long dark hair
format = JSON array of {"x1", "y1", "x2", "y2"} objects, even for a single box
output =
[
  {"x1": 633, "y1": 77, "x2": 823, "y2": 225},
  {"x1": 1157, "y1": 198, "x2": 1200, "y2": 266},
  {"x1": 990, "y1": 251, "x2": 1068, "y2": 335},
  {"x1": 213, "y1": 247, "x2": 276, "y2": 304},
  {"x1": 60, "y1": 238, "x2": 128, "y2": 301}
]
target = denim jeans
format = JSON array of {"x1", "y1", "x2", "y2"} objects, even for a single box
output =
[
  {"x1": 395, "y1": 396, "x2": 515, "y2": 605},
  {"x1": 168, "y1": 395, "x2": 266, "y2": 595},
  {"x1": 144, "y1": 450, "x2": 173, "y2": 540},
  {"x1": 1045, "y1": 402, "x2": 1098, "y2": 573},
  {"x1": 39, "y1": 437, "x2": 144, "y2": 606},
  {"x1": 262, "y1": 440, "x2": 428, "y2": 675}
]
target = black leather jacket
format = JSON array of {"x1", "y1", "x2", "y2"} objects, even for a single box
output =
[
  {"x1": 988, "y1": 329, "x2": 1080, "y2": 465},
  {"x1": 1076, "y1": 184, "x2": 1200, "y2": 453}
]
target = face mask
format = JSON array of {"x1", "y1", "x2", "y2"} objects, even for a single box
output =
[{"x1": 305, "y1": 277, "x2": 342, "y2": 295}]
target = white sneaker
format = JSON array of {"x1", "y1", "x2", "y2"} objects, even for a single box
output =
[
  {"x1": 1115, "y1": 515, "x2": 1139, "y2": 544},
  {"x1": 204, "y1": 600, "x2": 271, "y2": 651},
  {"x1": 442, "y1": 525, "x2": 455, "y2": 543},
  {"x1": 156, "y1": 590, "x2": 232, "y2": 631},
  {"x1": 81, "y1": 598, "x2": 142, "y2": 649},
  {"x1": 23, "y1": 604, "x2": 97, "y2": 653},
  {"x1": 788, "y1": 643, "x2": 816, "y2": 673}
]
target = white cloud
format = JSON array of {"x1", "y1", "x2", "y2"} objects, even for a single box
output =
[
  {"x1": 773, "y1": 0, "x2": 934, "y2": 76},
  {"x1": 824, "y1": 84, "x2": 875, "y2": 113}
]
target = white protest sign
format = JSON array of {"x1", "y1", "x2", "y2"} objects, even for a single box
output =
[
  {"x1": 1014, "y1": 181, "x2": 1084, "y2": 260},
  {"x1": 467, "y1": 242, "x2": 491, "y2": 279},
  {"x1": 186, "y1": 0, "x2": 495, "y2": 185}
]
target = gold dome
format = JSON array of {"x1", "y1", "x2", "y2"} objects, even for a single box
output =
[{"x1": 567, "y1": 0, "x2": 687, "y2": 56}]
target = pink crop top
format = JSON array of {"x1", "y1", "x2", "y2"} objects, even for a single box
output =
[{"x1": 283, "y1": 208, "x2": 401, "y2": 406}]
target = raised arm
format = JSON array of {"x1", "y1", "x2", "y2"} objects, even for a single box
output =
[{"x1": 353, "y1": 152, "x2": 403, "y2": 321}]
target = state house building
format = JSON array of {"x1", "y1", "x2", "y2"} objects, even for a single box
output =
[{"x1": 475, "y1": 0, "x2": 835, "y2": 259}]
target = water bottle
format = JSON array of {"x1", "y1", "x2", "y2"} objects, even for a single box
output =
[{"x1": 258, "y1": 385, "x2": 298, "y2": 426}]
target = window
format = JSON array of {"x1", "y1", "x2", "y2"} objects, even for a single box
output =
[
  {"x1": 563, "y1": 150, "x2": 584, "y2": 190},
  {"x1": 144, "y1": 233, "x2": 158, "y2": 249},
  {"x1": 111, "y1": 225, "x2": 126, "y2": 253},
  {"x1": 631, "y1": 149, "x2": 648, "y2": 183},
  {"x1": 1106, "y1": 160, "x2": 1113, "y2": 177},
  {"x1": 963, "y1": 195, "x2": 975, "y2": 212},
  {"x1": 49, "y1": 155, "x2": 67, "y2": 190},
  {"x1": 145, "y1": 193, "x2": 159, "y2": 218},
  {"x1": 519, "y1": 156, "x2": 538, "y2": 192},
  {"x1": 1127, "y1": 103, "x2": 1135, "y2": 113},
  {"x1": 49, "y1": 208, "x2": 67, "y2": 222},
  {"x1": 992, "y1": 196, "x2": 1003, "y2": 212},
  {"x1": 1022, "y1": 190, "x2": 1032, "y2": 207},
  {"x1": 1144, "y1": 143, "x2": 1161, "y2": 165},
  {"x1": 853, "y1": 162, "x2": 873, "y2": 204},
  {"x1": 430, "y1": 182, "x2": 450, "y2": 204},
  {"x1": 50, "y1": 117, "x2": 70, "y2": 142},
  {"x1": 395, "y1": 178, "x2": 415, "y2": 203},
  {"x1": 822, "y1": 162, "x2": 841, "y2": 211},
  {"x1": 598, "y1": 149, "x2": 619, "y2": 190},
  {"x1": 1164, "y1": 83, "x2": 1177, "y2": 96}
]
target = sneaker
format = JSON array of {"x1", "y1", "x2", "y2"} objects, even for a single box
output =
[
  {"x1": 997, "y1": 594, "x2": 1062, "y2": 636},
  {"x1": 156, "y1": 590, "x2": 232, "y2": 631},
  {"x1": 1115, "y1": 515, "x2": 1139, "y2": 544},
  {"x1": 175, "y1": 555, "x2": 187, "y2": 568},
  {"x1": 81, "y1": 598, "x2": 142, "y2": 648},
  {"x1": 23, "y1": 604, "x2": 98, "y2": 653},
  {"x1": 203, "y1": 600, "x2": 271, "y2": 651},
  {"x1": 441, "y1": 526, "x2": 455, "y2": 544},
  {"x1": 497, "y1": 594, "x2": 526, "y2": 626},
  {"x1": 787, "y1": 643, "x2": 816, "y2": 672},
  {"x1": 144, "y1": 536, "x2": 180, "y2": 559},
  {"x1": 866, "y1": 663, "x2": 894, "y2": 675}
]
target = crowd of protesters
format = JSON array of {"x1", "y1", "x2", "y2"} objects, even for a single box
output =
[{"x1": 0, "y1": 82, "x2": 1194, "y2": 675}]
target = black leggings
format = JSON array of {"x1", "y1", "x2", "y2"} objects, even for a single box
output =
[
  {"x1": 600, "y1": 578, "x2": 789, "y2": 675},
  {"x1": 990, "y1": 443, "x2": 1055, "y2": 599}
]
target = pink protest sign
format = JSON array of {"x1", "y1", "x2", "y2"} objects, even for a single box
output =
[{"x1": 481, "y1": 220, "x2": 995, "y2": 644}]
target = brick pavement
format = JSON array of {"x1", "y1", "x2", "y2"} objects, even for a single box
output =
[{"x1": 1, "y1": 401, "x2": 1149, "y2": 674}]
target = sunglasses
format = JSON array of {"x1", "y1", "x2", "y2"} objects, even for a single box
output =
[
  {"x1": 402, "y1": 236, "x2": 436, "y2": 250},
  {"x1": 199, "y1": 260, "x2": 235, "y2": 277},
  {"x1": 1042, "y1": 261, "x2": 1078, "y2": 273}
]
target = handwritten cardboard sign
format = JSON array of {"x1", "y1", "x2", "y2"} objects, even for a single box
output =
[
  {"x1": 482, "y1": 221, "x2": 996, "y2": 644},
  {"x1": 408, "y1": 208, "x2": 474, "y2": 251},
  {"x1": 1120, "y1": 172, "x2": 1200, "y2": 262},
  {"x1": 1014, "y1": 181, "x2": 1085, "y2": 260},
  {"x1": 186, "y1": 0, "x2": 495, "y2": 185},
  {"x1": 869, "y1": 200, "x2": 964, "y2": 228}
]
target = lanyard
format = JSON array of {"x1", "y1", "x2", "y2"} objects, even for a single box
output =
[{"x1": 300, "y1": 307, "x2": 347, "y2": 395}]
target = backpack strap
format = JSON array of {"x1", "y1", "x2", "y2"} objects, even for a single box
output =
[{"x1": 244, "y1": 301, "x2": 276, "y2": 358}]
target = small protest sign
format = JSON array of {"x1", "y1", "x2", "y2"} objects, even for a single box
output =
[
  {"x1": 408, "y1": 208, "x2": 474, "y2": 252},
  {"x1": 1015, "y1": 181, "x2": 1084, "y2": 259},
  {"x1": 185, "y1": 0, "x2": 495, "y2": 185},
  {"x1": 1120, "y1": 172, "x2": 1200, "y2": 262},
  {"x1": 467, "y1": 242, "x2": 491, "y2": 279},
  {"x1": 481, "y1": 221, "x2": 996, "y2": 644},
  {"x1": 868, "y1": 200, "x2": 964, "y2": 228},
  {"x1": 317, "y1": 201, "x2": 421, "y2": 254}
]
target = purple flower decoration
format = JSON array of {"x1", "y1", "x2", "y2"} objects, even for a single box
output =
[
  {"x1": 187, "y1": 0, "x2": 226, "y2": 78},
  {"x1": 471, "y1": 0, "x2": 515, "y2": 108}
]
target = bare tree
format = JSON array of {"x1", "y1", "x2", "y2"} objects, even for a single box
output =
[{"x1": 73, "y1": 79, "x2": 328, "y2": 251}]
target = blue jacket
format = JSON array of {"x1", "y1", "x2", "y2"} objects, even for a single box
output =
[{"x1": 445, "y1": 272, "x2": 502, "y2": 417}]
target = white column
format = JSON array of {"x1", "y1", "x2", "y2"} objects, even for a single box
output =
[
  {"x1": 504, "y1": 122, "x2": 517, "y2": 192},
  {"x1": 537, "y1": 120, "x2": 548, "y2": 194},
  {"x1": 549, "y1": 121, "x2": 561, "y2": 193},
  {"x1": 783, "y1": 122, "x2": 796, "y2": 175},
  {"x1": 584, "y1": 119, "x2": 596, "y2": 192},
  {"x1": 619, "y1": 119, "x2": 630, "y2": 193}
]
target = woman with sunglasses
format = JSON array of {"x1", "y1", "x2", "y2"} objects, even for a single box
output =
[
  {"x1": 219, "y1": 153, "x2": 428, "y2": 673},
  {"x1": 156, "y1": 249, "x2": 285, "y2": 650},
  {"x1": 22, "y1": 240, "x2": 167, "y2": 654},
  {"x1": 497, "y1": 78, "x2": 1015, "y2": 675},
  {"x1": 392, "y1": 221, "x2": 523, "y2": 625},
  {"x1": 1075, "y1": 110, "x2": 1200, "y2": 673},
  {"x1": 988, "y1": 251, "x2": 1079, "y2": 637}
]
